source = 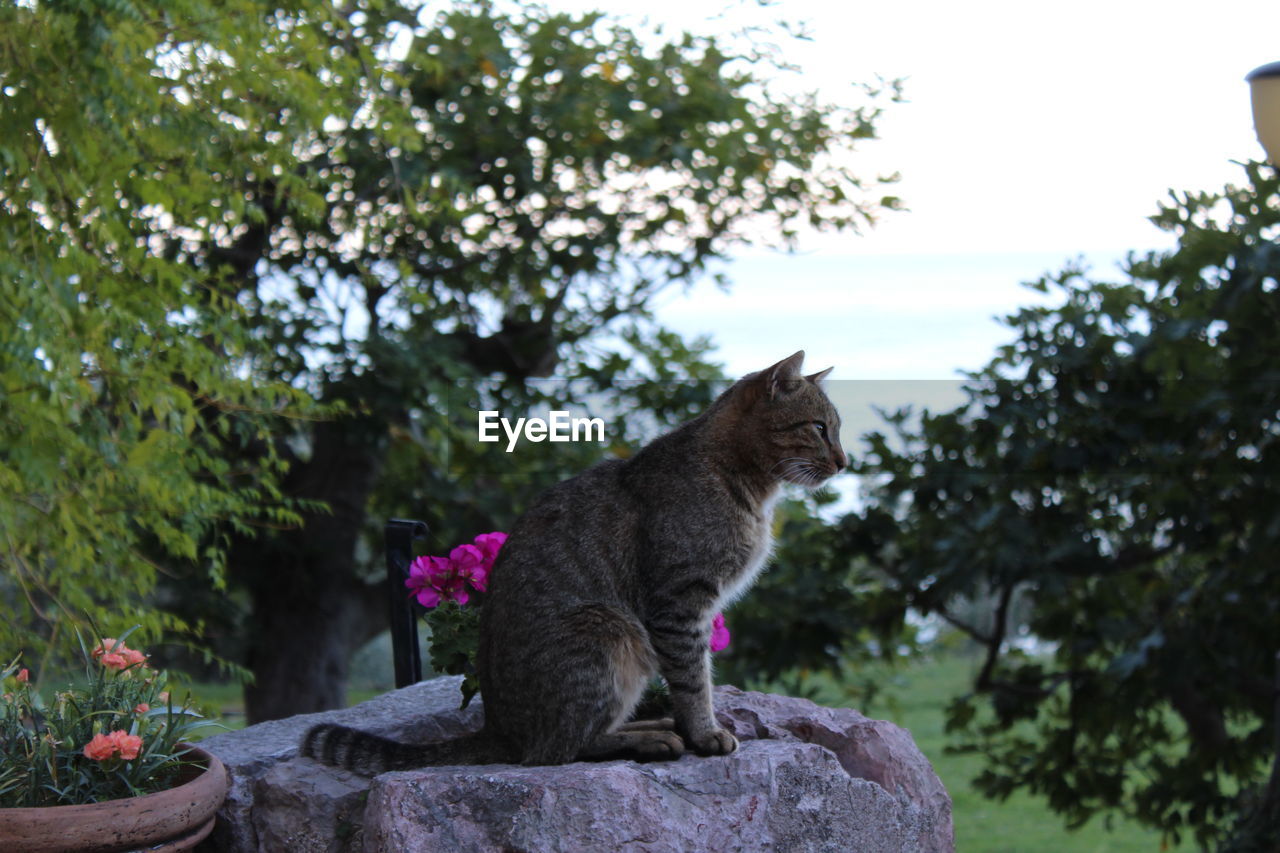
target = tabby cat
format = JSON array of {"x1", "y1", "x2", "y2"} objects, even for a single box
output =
[{"x1": 302, "y1": 351, "x2": 846, "y2": 772}]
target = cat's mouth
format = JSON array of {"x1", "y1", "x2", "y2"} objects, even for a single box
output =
[{"x1": 773, "y1": 458, "x2": 839, "y2": 489}]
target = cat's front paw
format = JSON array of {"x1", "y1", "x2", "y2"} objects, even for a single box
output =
[{"x1": 689, "y1": 727, "x2": 738, "y2": 756}]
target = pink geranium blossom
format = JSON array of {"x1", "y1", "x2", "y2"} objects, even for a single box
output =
[
  {"x1": 405, "y1": 532, "x2": 508, "y2": 608},
  {"x1": 710, "y1": 613, "x2": 731, "y2": 653},
  {"x1": 472, "y1": 532, "x2": 507, "y2": 566},
  {"x1": 449, "y1": 544, "x2": 488, "y2": 592},
  {"x1": 406, "y1": 555, "x2": 471, "y2": 609}
]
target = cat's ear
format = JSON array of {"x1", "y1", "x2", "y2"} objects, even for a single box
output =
[
  {"x1": 762, "y1": 351, "x2": 805, "y2": 399},
  {"x1": 805, "y1": 366, "x2": 834, "y2": 384}
]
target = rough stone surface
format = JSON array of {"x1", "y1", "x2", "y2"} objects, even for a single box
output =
[
  {"x1": 198, "y1": 677, "x2": 953, "y2": 853},
  {"x1": 713, "y1": 686, "x2": 953, "y2": 853},
  {"x1": 198, "y1": 677, "x2": 481, "y2": 853}
]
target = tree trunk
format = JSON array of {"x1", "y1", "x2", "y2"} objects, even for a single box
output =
[{"x1": 237, "y1": 417, "x2": 388, "y2": 724}]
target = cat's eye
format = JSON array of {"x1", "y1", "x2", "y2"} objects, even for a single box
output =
[{"x1": 813, "y1": 422, "x2": 827, "y2": 436}]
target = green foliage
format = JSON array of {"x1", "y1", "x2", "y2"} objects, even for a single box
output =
[
  {"x1": 0, "y1": 629, "x2": 217, "y2": 807},
  {"x1": 0, "y1": 0, "x2": 351, "y2": 672},
  {"x1": 421, "y1": 602, "x2": 482, "y2": 708},
  {"x1": 719, "y1": 497, "x2": 917, "y2": 700},
  {"x1": 850, "y1": 162, "x2": 1280, "y2": 848},
  {"x1": 2, "y1": 0, "x2": 899, "y2": 715},
  {"x1": 838, "y1": 651, "x2": 1165, "y2": 852}
]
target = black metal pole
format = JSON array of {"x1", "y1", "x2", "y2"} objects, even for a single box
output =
[{"x1": 386, "y1": 518, "x2": 429, "y2": 689}]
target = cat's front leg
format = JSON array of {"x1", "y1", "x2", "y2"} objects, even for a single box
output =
[{"x1": 647, "y1": 620, "x2": 738, "y2": 756}]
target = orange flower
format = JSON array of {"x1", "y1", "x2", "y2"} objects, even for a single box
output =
[
  {"x1": 16, "y1": 668, "x2": 29, "y2": 683},
  {"x1": 84, "y1": 730, "x2": 144, "y2": 761},
  {"x1": 92, "y1": 639, "x2": 146, "y2": 671},
  {"x1": 93, "y1": 639, "x2": 126, "y2": 670},
  {"x1": 109, "y1": 730, "x2": 143, "y2": 760},
  {"x1": 83, "y1": 733, "x2": 116, "y2": 761}
]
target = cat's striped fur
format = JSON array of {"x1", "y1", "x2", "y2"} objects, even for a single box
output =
[
  {"x1": 302, "y1": 351, "x2": 846, "y2": 772},
  {"x1": 299, "y1": 724, "x2": 501, "y2": 774}
]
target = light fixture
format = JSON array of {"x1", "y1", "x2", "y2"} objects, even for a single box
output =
[{"x1": 1247, "y1": 61, "x2": 1280, "y2": 165}]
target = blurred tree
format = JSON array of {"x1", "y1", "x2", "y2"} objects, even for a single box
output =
[
  {"x1": 849, "y1": 163, "x2": 1280, "y2": 849},
  {"x1": 0, "y1": 1, "x2": 898, "y2": 719},
  {"x1": 717, "y1": 496, "x2": 916, "y2": 703}
]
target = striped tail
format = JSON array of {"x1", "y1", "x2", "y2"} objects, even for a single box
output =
[{"x1": 300, "y1": 723, "x2": 497, "y2": 775}]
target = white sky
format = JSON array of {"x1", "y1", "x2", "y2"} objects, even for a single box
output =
[
  {"x1": 584, "y1": 0, "x2": 1280, "y2": 389},
  {"x1": 590, "y1": 0, "x2": 1279, "y2": 256},
  {"x1": 524, "y1": 0, "x2": 1280, "y2": 413},
  {"x1": 781, "y1": 0, "x2": 1279, "y2": 256}
]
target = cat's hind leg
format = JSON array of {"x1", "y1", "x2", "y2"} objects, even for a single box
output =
[
  {"x1": 578, "y1": 727, "x2": 684, "y2": 760},
  {"x1": 517, "y1": 603, "x2": 680, "y2": 764}
]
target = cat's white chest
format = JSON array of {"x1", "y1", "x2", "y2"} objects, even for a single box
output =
[{"x1": 716, "y1": 495, "x2": 778, "y2": 611}]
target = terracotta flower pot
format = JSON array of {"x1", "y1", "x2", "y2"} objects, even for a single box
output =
[{"x1": 0, "y1": 744, "x2": 228, "y2": 853}]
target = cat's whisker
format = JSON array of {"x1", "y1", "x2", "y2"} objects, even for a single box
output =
[
  {"x1": 780, "y1": 459, "x2": 831, "y2": 491},
  {"x1": 768, "y1": 457, "x2": 809, "y2": 479},
  {"x1": 772, "y1": 451, "x2": 843, "y2": 491}
]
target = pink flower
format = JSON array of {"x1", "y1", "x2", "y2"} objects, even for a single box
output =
[
  {"x1": 92, "y1": 639, "x2": 145, "y2": 671},
  {"x1": 450, "y1": 543, "x2": 488, "y2": 592},
  {"x1": 449, "y1": 544, "x2": 484, "y2": 574},
  {"x1": 93, "y1": 639, "x2": 126, "y2": 670},
  {"x1": 109, "y1": 730, "x2": 143, "y2": 760},
  {"x1": 406, "y1": 555, "x2": 472, "y2": 609},
  {"x1": 134, "y1": 703, "x2": 150, "y2": 714},
  {"x1": 406, "y1": 555, "x2": 448, "y2": 608},
  {"x1": 85, "y1": 729, "x2": 144, "y2": 761},
  {"x1": 710, "y1": 613, "x2": 731, "y2": 653},
  {"x1": 84, "y1": 733, "x2": 116, "y2": 761},
  {"x1": 405, "y1": 532, "x2": 508, "y2": 608},
  {"x1": 16, "y1": 668, "x2": 28, "y2": 684},
  {"x1": 472, "y1": 532, "x2": 507, "y2": 567}
]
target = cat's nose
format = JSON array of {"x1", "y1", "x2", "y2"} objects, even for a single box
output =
[{"x1": 833, "y1": 448, "x2": 848, "y2": 471}]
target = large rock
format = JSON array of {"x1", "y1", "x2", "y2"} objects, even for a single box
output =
[
  {"x1": 198, "y1": 678, "x2": 482, "y2": 853},
  {"x1": 198, "y1": 678, "x2": 953, "y2": 853}
]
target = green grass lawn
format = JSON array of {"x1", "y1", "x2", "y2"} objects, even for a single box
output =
[
  {"x1": 189, "y1": 654, "x2": 1169, "y2": 851},
  {"x1": 833, "y1": 654, "x2": 1168, "y2": 853}
]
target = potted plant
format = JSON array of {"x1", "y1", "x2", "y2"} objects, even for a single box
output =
[{"x1": 0, "y1": 630, "x2": 228, "y2": 852}]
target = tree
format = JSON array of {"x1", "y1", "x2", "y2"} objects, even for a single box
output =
[
  {"x1": 0, "y1": 0, "x2": 364, "y2": 672},
  {"x1": 1, "y1": 1, "x2": 898, "y2": 720},
  {"x1": 849, "y1": 162, "x2": 1280, "y2": 848}
]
